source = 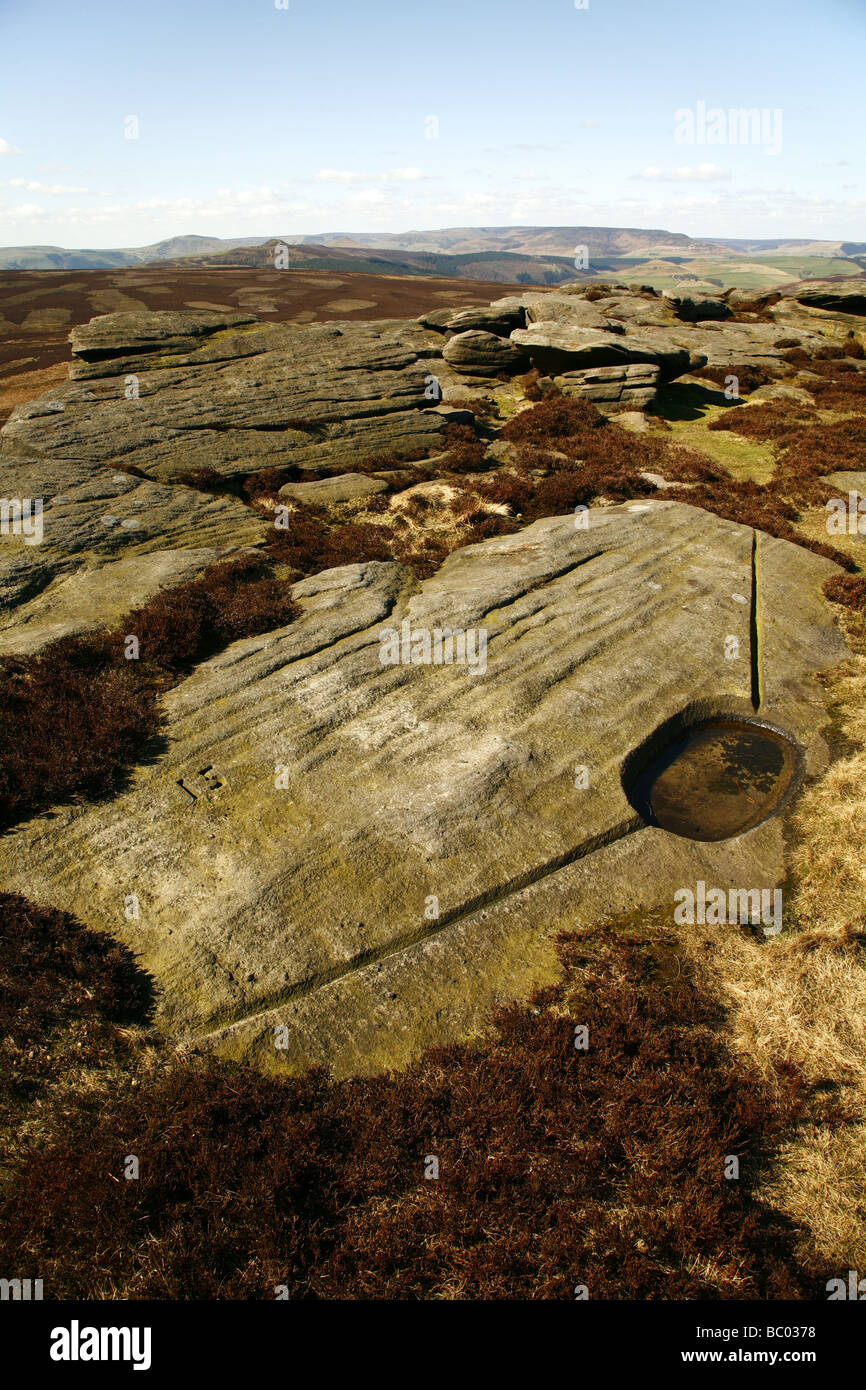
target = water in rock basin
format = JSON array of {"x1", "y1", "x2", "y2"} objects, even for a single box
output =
[{"x1": 628, "y1": 718, "x2": 800, "y2": 842}]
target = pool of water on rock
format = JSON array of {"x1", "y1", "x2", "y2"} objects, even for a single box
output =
[{"x1": 627, "y1": 718, "x2": 800, "y2": 842}]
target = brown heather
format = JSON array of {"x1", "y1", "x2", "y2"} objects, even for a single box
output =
[
  {"x1": 440, "y1": 422, "x2": 488, "y2": 473},
  {"x1": 0, "y1": 915, "x2": 829, "y2": 1300},
  {"x1": 824, "y1": 574, "x2": 866, "y2": 612},
  {"x1": 695, "y1": 363, "x2": 776, "y2": 395},
  {"x1": 266, "y1": 503, "x2": 394, "y2": 573},
  {"x1": 0, "y1": 894, "x2": 153, "y2": 1139},
  {"x1": 494, "y1": 395, "x2": 855, "y2": 572}
]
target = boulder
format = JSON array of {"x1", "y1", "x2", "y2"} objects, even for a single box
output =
[
  {"x1": 519, "y1": 294, "x2": 627, "y2": 333},
  {"x1": 793, "y1": 280, "x2": 866, "y2": 316},
  {"x1": 663, "y1": 291, "x2": 731, "y2": 323},
  {"x1": 441, "y1": 329, "x2": 531, "y2": 377},
  {"x1": 419, "y1": 298, "x2": 527, "y2": 336},
  {"x1": 747, "y1": 382, "x2": 816, "y2": 407},
  {"x1": 616, "y1": 412, "x2": 652, "y2": 434},
  {"x1": 666, "y1": 320, "x2": 825, "y2": 371},
  {"x1": 726, "y1": 287, "x2": 782, "y2": 314},
  {"x1": 278, "y1": 473, "x2": 388, "y2": 505},
  {"x1": 511, "y1": 323, "x2": 696, "y2": 380},
  {"x1": 68, "y1": 309, "x2": 257, "y2": 363}
]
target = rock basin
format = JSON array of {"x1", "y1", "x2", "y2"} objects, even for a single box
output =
[{"x1": 624, "y1": 714, "x2": 802, "y2": 842}]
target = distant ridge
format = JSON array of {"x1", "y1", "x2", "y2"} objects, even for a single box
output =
[
  {"x1": 0, "y1": 225, "x2": 852, "y2": 272},
  {"x1": 0, "y1": 235, "x2": 272, "y2": 270}
]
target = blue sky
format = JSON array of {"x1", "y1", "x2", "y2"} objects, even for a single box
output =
[{"x1": 0, "y1": 0, "x2": 863, "y2": 247}]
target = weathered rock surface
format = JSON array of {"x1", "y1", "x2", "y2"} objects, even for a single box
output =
[
  {"x1": 507, "y1": 286, "x2": 828, "y2": 373},
  {"x1": 792, "y1": 279, "x2": 866, "y2": 316},
  {"x1": 0, "y1": 289, "x2": 856, "y2": 1079},
  {"x1": 520, "y1": 294, "x2": 628, "y2": 333},
  {"x1": 0, "y1": 443, "x2": 266, "y2": 648},
  {"x1": 277, "y1": 472, "x2": 388, "y2": 504},
  {"x1": 554, "y1": 362, "x2": 660, "y2": 408},
  {"x1": 663, "y1": 290, "x2": 731, "y2": 322},
  {"x1": 725, "y1": 287, "x2": 782, "y2": 313},
  {"x1": 747, "y1": 382, "x2": 816, "y2": 406},
  {"x1": 2, "y1": 312, "x2": 453, "y2": 481},
  {"x1": 0, "y1": 502, "x2": 846, "y2": 1077},
  {"x1": 441, "y1": 329, "x2": 530, "y2": 377},
  {"x1": 769, "y1": 287, "x2": 866, "y2": 345},
  {"x1": 68, "y1": 309, "x2": 258, "y2": 363},
  {"x1": 613, "y1": 411, "x2": 652, "y2": 434},
  {"x1": 418, "y1": 298, "x2": 527, "y2": 335},
  {"x1": 0, "y1": 546, "x2": 233, "y2": 657},
  {"x1": 510, "y1": 322, "x2": 697, "y2": 379}
]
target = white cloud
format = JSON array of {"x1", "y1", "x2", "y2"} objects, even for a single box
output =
[
  {"x1": 0, "y1": 138, "x2": 22, "y2": 156},
  {"x1": 314, "y1": 167, "x2": 429, "y2": 184},
  {"x1": 1, "y1": 176, "x2": 863, "y2": 244},
  {"x1": 481, "y1": 143, "x2": 562, "y2": 155},
  {"x1": 633, "y1": 163, "x2": 732, "y2": 182},
  {"x1": 346, "y1": 189, "x2": 389, "y2": 206},
  {"x1": 3, "y1": 202, "x2": 46, "y2": 218},
  {"x1": 9, "y1": 179, "x2": 89, "y2": 194},
  {"x1": 313, "y1": 170, "x2": 359, "y2": 184}
]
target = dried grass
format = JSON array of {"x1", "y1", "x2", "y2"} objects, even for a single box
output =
[{"x1": 680, "y1": 600, "x2": 866, "y2": 1268}]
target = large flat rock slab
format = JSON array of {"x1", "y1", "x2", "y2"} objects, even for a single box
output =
[
  {"x1": 1, "y1": 313, "x2": 451, "y2": 481},
  {"x1": 0, "y1": 442, "x2": 265, "y2": 646},
  {"x1": 0, "y1": 501, "x2": 847, "y2": 1076},
  {"x1": 510, "y1": 323, "x2": 696, "y2": 378}
]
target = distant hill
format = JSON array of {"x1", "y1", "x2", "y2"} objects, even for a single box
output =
[
  {"x1": 168, "y1": 232, "x2": 864, "y2": 293},
  {"x1": 704, "y1": 236, "x2": 847, "y2": 255},
  {"x1": 163, "y1": 238, "x2": 584, "y2": 285},
  {"x1": 295, "y1": 225, "x2": 846, "y2": 260},
  {"x1": 0, "y1": 225, "x2": 860, "y2": 289},
  {"x1": 295, "y1": 225, "x2": 730, "y2": 259},
  {"x1": 0, "y1": 235, "x2": 271, "y2": 270}
]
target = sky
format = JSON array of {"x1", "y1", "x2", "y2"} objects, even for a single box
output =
[{"x1": 0, "y1": 0, "x2": 864, "y2": 248}]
